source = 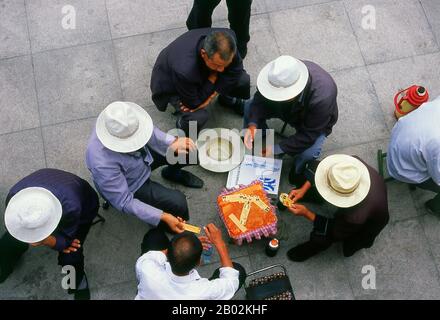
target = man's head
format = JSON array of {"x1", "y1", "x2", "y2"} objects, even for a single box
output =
[
  {"x1": 167, "y1": 232, "x2": 203, "y2": 276},
  {"x1": 201, "y1": 31, "x2": 236, "y2": 73}
]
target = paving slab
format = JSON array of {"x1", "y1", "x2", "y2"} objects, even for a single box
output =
[
  {"x1": 421, "y1": 0, "x2": 440, "y2": 47},
  {"x1": 269, "y1": 2, "x2": 365, "y2": 72},
  {"x1": 344, "y1": 0, "x2": 439, "y2": 65},
  {"x1": 343, "y1": 218, "x2": 440, "y2": 299},
  {"x1": 325, "y1": 67, "x2": 389, "y2": 151},
  {"x1": 367, "y1": 52, "x2": 440, "y2": 130},
  {"x1": 42, "y1": 118, "x2": 97, "y2": 183},
  {"x1": 113, "y1": 28, "x2": 186, "y2": 107},
  {"x1": 26, "y1": 0, "x2": 111, "y2": 53},
  {"x1": 33, "y1": 41, "x2": 122, "y2": 126},
  {"x1": 0, "y1": 0, "x2": 30, "y2": 59},
  {"x1": 0, "y1": 55, "x2": 40, "y2": 135}
]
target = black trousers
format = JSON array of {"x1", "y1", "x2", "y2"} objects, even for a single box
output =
[
  {"x1": 141, "y1": 228, "x2": 246, "y2": 291},
  {"x1": 0, "y1": 207, "x2": 97, "y2": 287},
  {"x1": 415, "y1": 178, "x2": 440, "y2": 213},
  {"x1": 176, "y1": 72, "x2": 250, "y2": 136},
  {"x1": 134, "y1": 148, "x2": 190, "y2": 222},
  {"x1": 186, "y1": 0, "x2": 253, "y2": 58}
]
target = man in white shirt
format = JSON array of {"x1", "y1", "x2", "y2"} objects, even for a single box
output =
[
  {"x1": 387, "y1": 96, "x2": 440, "y2": 214},
  {"x1": 135, "y1": 223, "x2": 246, "y2": 300}
]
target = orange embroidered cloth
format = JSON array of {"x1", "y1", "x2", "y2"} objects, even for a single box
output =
[{"x1": 217, "y1": 182, "x2": 277, "y2": 238}]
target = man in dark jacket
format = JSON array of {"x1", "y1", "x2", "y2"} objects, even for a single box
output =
[
  {"x1": 284, "y1": 155, "x2": 389, "y2": 261},
  {"x1": 0, "y1": 168, "x2": 99, "y2": 299},
  {"x1": 186, "y1": 0, "x2": 252, "y2": 58},
  {"x1": 151, "y1": 28, "x2": 250, "y2": 135},
  {"x1": 243, "y1": 56, "x2": 338, "y2": 186}
]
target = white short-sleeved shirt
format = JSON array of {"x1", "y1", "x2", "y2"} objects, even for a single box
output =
[
  {"x1": 387, "y1": 96, "x2": 440, "y2": 185},
  {"x1": 135, "y1": 251, "x2": 239, "y2": 300}
]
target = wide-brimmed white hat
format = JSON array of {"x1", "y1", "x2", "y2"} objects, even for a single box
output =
[
  {"x1": 5, "y1": 187, "x2": 62, "y2": 243},
  {"x1": 315, "y1": 155, "x2": 371, "y2": 208},
  {"x1": 197, "y1": 128, "x2": 245, "y2": 173},
  {"x1": 257, "y1": 55, "x2": 309, "y2": 102},
  {"x1": 96, "y1": 101, "x2": 154, "y2": 153}
]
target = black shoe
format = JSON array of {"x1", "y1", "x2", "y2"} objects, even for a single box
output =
[
  {"x1": 288, "y1": 168, "x2": 306, "y2": 188},
  {"x1": 287, "y1": 242, "x2": 323, "y2": 262},
  {"x1": 0, "y1": 264, "x2": 13, "y2": 284},
  {"x1": 162, "y1": 167, "x2": 204, "y2": 188},
  {"x1": 425, "y1": 200, "x2": 440, "y2": 215},
  {"x1": 218, "y1": 96, "x2": 245, "y2": 116}
]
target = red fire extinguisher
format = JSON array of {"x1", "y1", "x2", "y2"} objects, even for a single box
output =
[{"x1": 394, "y1": 85, "x2": 429, "y2": 119}]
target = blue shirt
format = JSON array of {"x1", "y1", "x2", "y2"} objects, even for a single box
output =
[
  {"x1": 387, "y1": 96, "x2": 440, "y2": 185},
  {"x1": 6, "y1": 169, "x2": 99, "y2": 251},
  {"x1": 85, "y1": 125, "x2": 175, "y2": 226}
]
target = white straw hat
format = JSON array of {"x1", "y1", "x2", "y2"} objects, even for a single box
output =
[
  {"x1": 96, "y1": 101, "x2": 154, "y2": 153},
  {"x1": 315, "y1": 155, "x2": 371, "y2": 208},
  {"x1": 257, "y1": 55, "x2": 309, "y2": 102},
  {"x1": 5, "y1": 187, "x2": 62, "y2": 243},
  {"x1": 197, "y1": 128, "x2": 245, "y2": 173},
  {"x1": 257, "y1": 56, "x2": 309, "y2": 101}
]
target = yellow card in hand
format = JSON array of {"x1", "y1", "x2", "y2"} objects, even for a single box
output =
[{"x1": 183, "y1": 223, "x2": 201, "y2": 234}]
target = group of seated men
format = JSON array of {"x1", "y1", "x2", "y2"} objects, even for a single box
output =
[{"x1": 1, "y1": 8, "x2": 439, "y2": 300}]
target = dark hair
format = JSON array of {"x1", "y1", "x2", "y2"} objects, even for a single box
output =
[
  {"x1": 202, "y1": 31, "x2": 237, "y2": 61},
  {"x1": 167, "y1": 232, "x2": 203, "y2": 275}
]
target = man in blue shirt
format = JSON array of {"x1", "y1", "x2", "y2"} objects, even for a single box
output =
[
  {"x1": 0, "y1": 168, "x2": 99, "y2": 300},
  {"x1": 387, "y1": 96, "x2": 440, "y2": 214},
  {"x1": 86, "y1": 101, "x2": 202, "y2": 233}
]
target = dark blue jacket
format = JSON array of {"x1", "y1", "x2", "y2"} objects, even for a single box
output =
[{"x1": 151, "y1": 28, "x2": 246, "y2": 111}]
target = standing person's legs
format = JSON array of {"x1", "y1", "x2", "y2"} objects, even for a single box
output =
[
  {"x1": 186, "y1": 0, "x2": 221, "y2": 30},
  {"x1": 416, "y1": 179, "x2": 440, "y2": 213},
  {"x1": 226, "y1": 0, "x2": 252, "y2": 58},
  {"x1": 209, "y1": 262, "x2": 247, "y2": 291},
  {"x1": 0, "y1": 232, "x2": 29, "y2": 283},
  {"x1": 141, "y1": 228, "x2": 170, "y2": 255}
]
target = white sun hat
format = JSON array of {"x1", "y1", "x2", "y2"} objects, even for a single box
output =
[
  {"x1": 257, "y1": 55, "x2": 309, "y2": 102},
  {"x1": 96, "y1": 101, "x2": 154, "y2": 153},
  {"x1": 197, "y1": 128, "x2": 245, "y2": 173},
  {"x1": 5, "y1": 187, "x2": 62, "y2": 243},
  {"x1": 315, "y1": 155, "x2": 371, "y2": 208}
]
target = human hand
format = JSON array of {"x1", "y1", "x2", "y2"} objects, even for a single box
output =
[
  {"x1": 31, "y1": 235, "x2": 56, "y2": 249},
  {"x1": 62, "y1": 239, "x2": 81, "y2": 254},
  {"x1": 180, "y1": 92, "x2": 218, "y2": 113},
  {"x1": 244, "y1": 125, "x2": 256, "y2": 150},
  {"x1": 204, "y1": 223, "x2": 224, "y2": 247},
  {"x1": 198, "y1": 236, "x2": 212, "y2": 251},
  {"x1": 261, "y1": 146, "x2": 273, "y2": 158},
  {"x1": 169, "y1": 137, "x2": 196, "y2": 154},
  {"x1": 208, "y1": 72, "x2": 218, "y2": 84},
  {"x1": 161, "y1": 213, "x2": 185, "y2": 234},
  {"x1": 289, "y1": 188, "x2": 305, "y2": 204},
  {"x1": 288, "y1": 204, "x2": 315, "y2": 221}
]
